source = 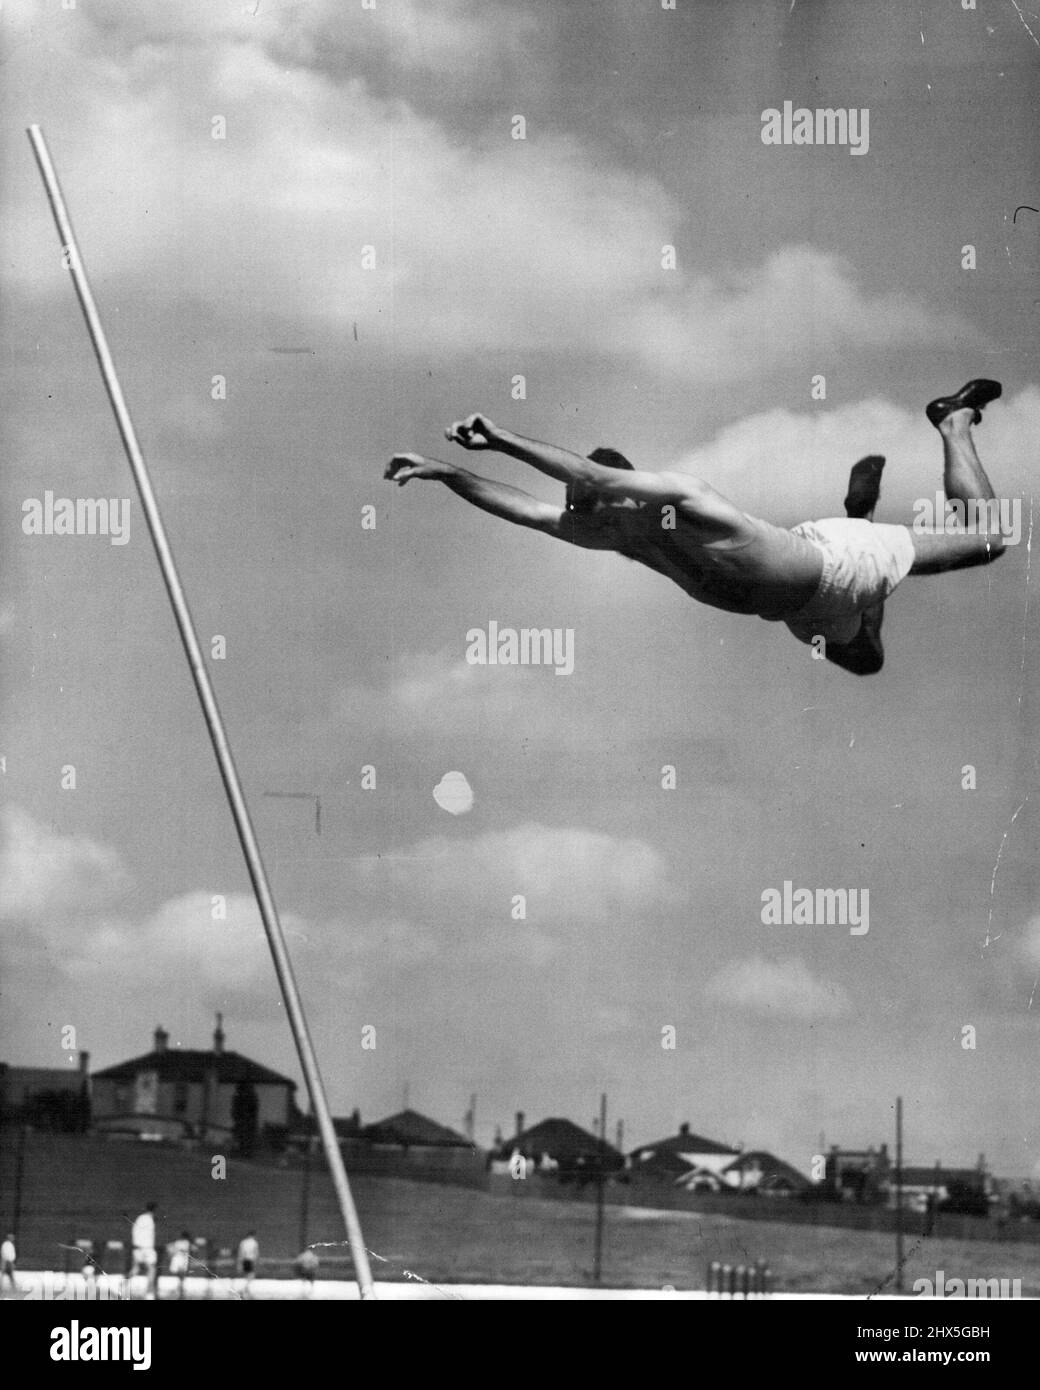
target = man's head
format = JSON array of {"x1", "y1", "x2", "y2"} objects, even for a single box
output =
[{"x1": 567, "y1": 447, "x2": 634, "y2": 514}]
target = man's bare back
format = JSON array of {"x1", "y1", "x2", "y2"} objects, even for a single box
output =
[{"x1": 560, "y1": 501, "x2": 823, "y2": 620}]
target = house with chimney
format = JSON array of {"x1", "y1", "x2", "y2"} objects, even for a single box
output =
[
  {"x1": 494, "y1": 1112, "x2": 624, "y2": 1177},
  {"x1": 629, "y1": 1122, "x2": 742, "y2": 1189},
  {"x1": 90, "y1": 1017, "x2": 297, "y2": 1147}
]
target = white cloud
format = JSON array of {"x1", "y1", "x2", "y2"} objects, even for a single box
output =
[
  {"x1": 1, "y1": 7, "x2": 975, "y2": 382},
  {"x1": 671, "y1": 386, "x2": 1040, "y2": 523},
  {"x1": 705, "y1": 955, "x2": 852, "y2": 1020},
  {"x1": 65, "y1": 890, "x2": 276, "y2": 990},
  {"x1": 622, "y1": 245, "x2": 977, "y2": 381},
  {"x1": 29, "y1": 0, "x2": 540, "y2": 79},
  {"x1": 333, "y1": 649, "x2": 586, "y2": 747},
  {"x1": 0, "y1": 803, "x2": 130, "y2": 921},
  {"x1": 0, "y1": 807, "x2": 437, "y2": 1010},
  {"x1": 367, "y1": 820, "x2": 674, "y2": 925},
  {"x1": 65, "y1": 892, "x2": 434, "y2": 998}
]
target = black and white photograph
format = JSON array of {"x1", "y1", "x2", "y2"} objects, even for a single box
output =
[{"x1": 1, "y1": 0, "x2": 1037, "y2": 1357}]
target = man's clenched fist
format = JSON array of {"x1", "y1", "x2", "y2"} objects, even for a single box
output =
[
  {"x1": 384, "y1": 452, "x2": 452, "y2": 484},
  {"x1": 445, "y1": 413, "x2": 496, "y2": 450}
]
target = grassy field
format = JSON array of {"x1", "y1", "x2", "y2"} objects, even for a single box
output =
[
  {"x1": 3, "y1": 1133, "x2": 1037, "y2": 1295},
  {"x1": 352, "y1": 1186, "x2": 1040, "y2": 1295}
]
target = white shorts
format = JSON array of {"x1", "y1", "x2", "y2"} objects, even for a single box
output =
[
  {"x1": 782, "y1": 518, "x2": 916, "y2": 646},
  {"x1": 133, "y1": 1247, "x2": 157, "y2": 1271}
]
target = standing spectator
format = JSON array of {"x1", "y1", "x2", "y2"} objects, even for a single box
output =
[
  {"x1": 130, "y1": 1202, "x2": 159, "y2": 1300},
  {"x1": 294, "y1": 1247, "x2": 319, "y2": 1298},
  {"x1": 1, "y1": 1233, "x2": 17, "y2": 1296},
  {"x1": 168, "y1": 1231, "x2": 192, "y2": 1300},
  {"x1": 236, "y1": 1230, "x2": 259, "y2": 1298}
]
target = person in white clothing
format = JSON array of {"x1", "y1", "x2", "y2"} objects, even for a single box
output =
[
  {"x1": 168, "y1": 1231, "x2": 192, "y2": 1299},
  {"x1": 130, "y1": 1202, "x2": 159, "y2": 1300},
  {"x1": 237, "y1": 1231, "x2": 259, "y2": 1297},
  {"x1": 1, "y1": 1233, "x2": 17, "y2": 1295}
]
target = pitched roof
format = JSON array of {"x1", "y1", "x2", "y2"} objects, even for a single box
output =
[
  {"x1": 631, "y1": 1127, "x2": 738, "y2": 1159},
  {"x1": 363, "y1": 1109, "x2": 471, "y2": 1148},
  {"x1": 503, "y1": 1117, "x2": 620, "y2": 1160},
  {"x1": 723, "y1": 1150, "x2": 810, "y2": 1189},
  {"x1": 632, "y1": 1147, "x2": 697, "y2": 1173},
  {"x1": 92, "y1": 1049, "x2": 295, "y2": 1088}
]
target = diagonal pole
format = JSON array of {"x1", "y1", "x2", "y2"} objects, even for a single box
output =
[{"x1": 27, "y1": 125, "x2": 375, "y2": 1301}]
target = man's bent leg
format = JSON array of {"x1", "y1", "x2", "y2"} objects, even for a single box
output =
[{"x1": 911, "y1": 400, "x2": 1007, "y2": 574}]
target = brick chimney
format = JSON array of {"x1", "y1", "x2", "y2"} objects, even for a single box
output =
[
  {"x1": 213, "y1": 1013, "x2": 225, "y2": 1056},
  {"x1": 515, "y1": 1110, "x2": 525, "y2": 1138},
  {"x1": 679, "y1": 1121, "x2": 690, "y2": 1137},
  {"x1": 153, "y1": 1027, "x2": 169, "y2": 1054}
]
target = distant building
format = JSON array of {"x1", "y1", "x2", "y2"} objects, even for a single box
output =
[
  {"x1": 719, "y1": 1149, "x2": 810, "y2": 1195},
  {"x1": 90, "y1": 1018, "x2": 296, "y2": 1146},
  {"x1": 290, "y1": 1108, "x2": 363, "y2": 1145},
  {"x1": 363, "y1": 1109, "x2": 472, "y2": 1149},
  {"x1": 994, "y1": 1177, "x2": 1040, "y2": 1220},
  {"x1": 888, "y1": 1162, "x2": 993, "y2": 1215},
  {"x1": 290, "y1": 1106, "x2": 483, "y2": 1183},
  {"x1": 0, "y1": 1054, "x2": 91, "y2": 1131},
  {"x1": 629, "y1": 1121, "x2": 741, "y2": 1188},
  {"x1": 496, "y1": 1113, "x2": 623, "y2": 1175},
  {"x1": 825, "y1": 1144, "x2": 992, "y2": 1213},
  {"x1": 824, "y1": 1144, "x2": 891, "y2": 1203}
]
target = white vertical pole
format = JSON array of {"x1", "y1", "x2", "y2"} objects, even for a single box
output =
[{"x1": 26, "y1": 125, "x2": 375, "y2": 1300}]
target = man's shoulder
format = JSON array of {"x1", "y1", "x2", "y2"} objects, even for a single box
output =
[{"x1": 558, "y1": 508, "x2": 630, "y2": 549}]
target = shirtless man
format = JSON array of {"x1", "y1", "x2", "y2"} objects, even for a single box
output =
[{"x1": 384, "y1": 379, "x2": 1007, "y2": 675}]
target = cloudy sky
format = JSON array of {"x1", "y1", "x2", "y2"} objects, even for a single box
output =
[{"x1": 2, "y1": 0, "x2": 1039, "y2": 1176}]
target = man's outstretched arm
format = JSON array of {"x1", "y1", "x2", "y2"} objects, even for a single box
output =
[
  {"x1": 384, "y1": 452, "x2": 563, "y2": 532},
  {"x1": 445, "y1": 412, "x2": 696, "y2": 507}
]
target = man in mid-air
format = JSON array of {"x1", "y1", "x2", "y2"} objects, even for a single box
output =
[{"x1": 384, "y1": 380, "x2": 1008, "y2": 675}]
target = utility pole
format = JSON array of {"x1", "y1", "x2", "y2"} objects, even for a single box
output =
[
  {"x1": 592, "y1": 1092, "x2": 607, "y2": 1284},
  {"x1": 465, "y1": 1094, "x2": 477, "y2": 1145},
  {"x1": 895, "y1": 1096, "x2": 904, "y2": 1293}
]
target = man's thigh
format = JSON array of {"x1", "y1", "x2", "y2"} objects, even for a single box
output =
[{"x1": 910, "y1": 529, "x2": 1002, "y2": 574}]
